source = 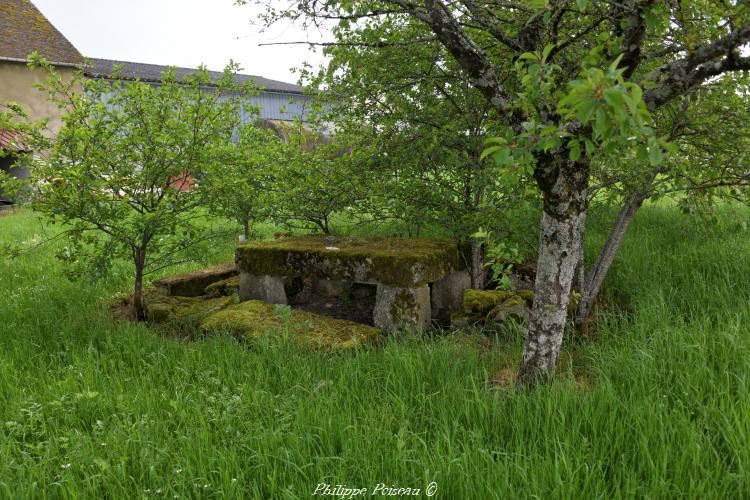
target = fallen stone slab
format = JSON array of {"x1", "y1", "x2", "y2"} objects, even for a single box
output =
[
  {"x1": 154, "y1": 262, "x2": 237, "y2": 297},
  {"x1": 144, "y1": 288, "x2": 237, "y2": 325},
  {"x1": 204, "y1": 275, "x2": 241, "y2": 297},
  {"x1": 200, "y1": 300, "x2": 382, "y2": 350}
]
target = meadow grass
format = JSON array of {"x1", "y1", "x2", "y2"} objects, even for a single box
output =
[{"x1": 0, "y1": 205, "x2": 749, "y2": 498}]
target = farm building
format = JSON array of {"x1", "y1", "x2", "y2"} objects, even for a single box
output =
[{"x1": 0, "y1": 0, "x2": 313, "y2": 203}]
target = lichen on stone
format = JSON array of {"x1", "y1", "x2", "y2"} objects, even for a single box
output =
[
  {"x1": 200, "y1": 300, "x2": 382, "y2": 350},
  {"x1": 236, "y1": 235, "x2": 463, "y2": 288}
]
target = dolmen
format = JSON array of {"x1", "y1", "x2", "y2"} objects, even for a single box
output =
[{"x1": 235, "y1": 235, "x2": 471, "y2": 330}]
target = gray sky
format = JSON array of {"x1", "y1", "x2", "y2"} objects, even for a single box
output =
[{"x1": 32, "y1": 0, "x2": 330, "y2": 85}]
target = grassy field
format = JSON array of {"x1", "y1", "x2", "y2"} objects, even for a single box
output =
[{"x1": 0, "y1": 206, "x2": 749, "y2": 498}]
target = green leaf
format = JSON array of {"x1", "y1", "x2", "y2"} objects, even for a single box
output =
[
  {"x1": 584, "y1": 139, "x2": 595, "y2": 156},
  {"x1": 593, "y1": 106, "x2": 611, "y2": 138},
  {"x1": 485, "y1": 136, "x2": 508, "y2": 146},
  {"x1": 608, "y1": 54, "x2": 624, "y2": 73},
  {"x1": 647, "y1": 136, "x2": 664, "y2": 165},
  {"x1": 577, "y1": 99, "x2": 597, "y2": 123},
  {"x1": 480, "y1": 145, "x2": 505, "y2": 162},
  {"x1": 577, "y1": 0, "x2": 588, "y2": 10},
  {"x1": 541, "y1": 43, "x2": 555, "y2": 62},
  {"x1": 568, "y1": 140, "x2": 581, "y2": 161}
]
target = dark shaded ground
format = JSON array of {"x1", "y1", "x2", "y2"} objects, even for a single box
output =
[{"x1": 288, "y1": 278, "x2": 377, "y2": 326}]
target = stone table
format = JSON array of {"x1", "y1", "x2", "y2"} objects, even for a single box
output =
[{"x1": 235, "y1": 235, "x2": 470, "y2": 330}]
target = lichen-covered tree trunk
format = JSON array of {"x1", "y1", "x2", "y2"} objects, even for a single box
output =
[
  {"x1": 575, "y1": 192, "x2": 646, "y2": 325},
  {"x1": 469, "y1": 239, "x2": 484, "y2": 289},
  {"x1": 517, "y1": 209, "x2": 585, "y2": 385},
  {"x1": 517, "y1": 155, "x2": 589, "y2": 387}
]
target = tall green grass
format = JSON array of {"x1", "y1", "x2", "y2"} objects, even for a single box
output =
[{"x1": 0, "y1": 206, "x2": 749, "y2": 498}]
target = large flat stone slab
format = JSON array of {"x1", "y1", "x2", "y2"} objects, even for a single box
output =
[
  {"x1": 154, "y1": 262, "x2": 236, "y2": 297},
  {"x1": 200, "y1": 300, "x2": 382, "y2": 350},
  {"x1": 236, "y1": 235, "x2": 463, "y2": 288}
]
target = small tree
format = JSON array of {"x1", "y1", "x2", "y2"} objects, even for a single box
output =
[
  {"x1": 14, "y1": 56, "x2": 252, "y2": 320},
  {"x1": 203, "y1": 124, "x2": 282, "y2": 241},
  {"x1": 269, "y1": 121, "x2": 368, "y2": 234}
]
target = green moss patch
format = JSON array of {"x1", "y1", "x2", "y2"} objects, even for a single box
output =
[
  {"x1": 144, "y1": 288, "x2": 237, "y2": 325},
  {"x1": 462, "y1": 289, "x2": 514, "y2": 314},
  {"x1": 201, "y1": 301, "x2": 382, "y2": 351},
  {"x1": 153, "y1": 262, "x2": 236, "y2": 297},
  {"x1": 204, "y1": 276, "x2": 241, "y2": 297},
  {"x1": 236, "y1": 235, "x2": 463, "y2": 287}
]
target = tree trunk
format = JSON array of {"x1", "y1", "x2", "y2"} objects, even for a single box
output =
[
  {"x1": 574, "y1": 215, "x2": 586, "y2": 293},
  {"x1": 517, "y1": 209, "x2": 586, "y2": 385},
  {"x1": 575, "y1": 192, "x2": 646, "y2": 325},
  {"x1": 132, "y1": 247, "x2": 147, "y2": 321},
  {"x1": 469, "y1": 239, "x2": 485, "y2": 289},
  {"x1": 242, "y1": 217, "x2": 250, "y2": 242},
  {"x1": 517, "y1": 154, "x2": 589, "y2": 387}
]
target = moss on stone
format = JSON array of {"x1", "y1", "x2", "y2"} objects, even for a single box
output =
[
  {"x1": 204, "y1": 276, "x2": 240, "y2": 297},
  {"x1": 449, "y1": 310, "x2": 484, "y2": 328},
  {"x1": 516, "y1": 290, "x2": 535, "y2": 305},
  {"x1": 236, "y1": 235, "x2": 463, "y2": 288},
  {"x1": 462, "y1": 289, "x2": 514, "y2": 313},
  {"x1": 153, "y1": 262, "x2": 236, "y2": 297},
  {"x1": 144, "y1": 288, "x2": 237, "y2": 325},
  {"x1": 502, "y1": 295, "x2": 527, "y2": 308},
  {"x1": 390, "y1": 289, "x2": 417, "y2": 321},
  {"x1": 200, "y1": 301, "x2": 382, "y2": 350}
]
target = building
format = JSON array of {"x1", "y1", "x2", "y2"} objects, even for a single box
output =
[
  {"x1": 0, "y1": 0, "x2": 313, "y2": 203},
  {"x1": 83, "y1": 59, "x2": 311, "y2": 122},
  {"x1": 0, "y1": 0, "x2": 83, "y2": 202}
]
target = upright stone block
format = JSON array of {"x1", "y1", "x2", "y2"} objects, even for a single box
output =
[
  {"x1": 430, "y1": 270, "x2": 471, "y2": 321},
  {"x1": 373, "y1": 284, "x2": 431, "y2": 331},
  {"x1": 239, "y1": 274, "x2": 287, "y2": 305}
]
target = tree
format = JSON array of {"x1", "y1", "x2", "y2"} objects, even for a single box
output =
[
  {"x1": 10, "y1": 57, "x2": 252, "y2": 320},
  {"x1": 575, "y1": 74, "x2": 750, "y2": 325},
  {"x1": 268, "y1": 120, "x2": 370, "y2": 234},
  {"x1": 243, "y1": 0, "x2": 750, "y2": 386},
  {"x1": 202, "y1": 123, "x2": 281, "y2": 241},
  {"x1": 303, "y1": 25, "x2": 532, "y2": 287}
]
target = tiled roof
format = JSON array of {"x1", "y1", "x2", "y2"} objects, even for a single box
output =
[
  {"x1": 84, "y1": 58, "x2": 305, "y2": 95},
  {"x1": 0, "y1": 129, "x2": 28, "y2": 151},
  {"x1": 0, "y1": 0, "x2": 83, "y2": 65}
]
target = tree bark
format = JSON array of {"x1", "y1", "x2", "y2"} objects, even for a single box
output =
[
  {"x1": 518, "y1": 209, "x2": 586, "y2": 386},
  {"x1": 517, "y1": 155, "x2": 589, "y2": 387},
  {"x1": 132, "y1": 247, "x2": 147, "y2": 321},
  {"x1": 575, "y1": 192, "x2": 646, "y2": 325},
  {"x1": 242, "y1": 217, "x2": 250, "y2": 242},
  {"x1": 469, "y1": 239, "x2": 484, "y2": 289}
]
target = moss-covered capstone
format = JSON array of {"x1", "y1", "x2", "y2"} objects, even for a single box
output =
[
  {"x1": 200, "y1": 300, "x2": 382, "y2": 350},
  {"x1": 154, "y1": 262, "x2": 236, "y2": 297},
  {"x1": 236, "y1": 235, "x2": 463, "y2": 288}
]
